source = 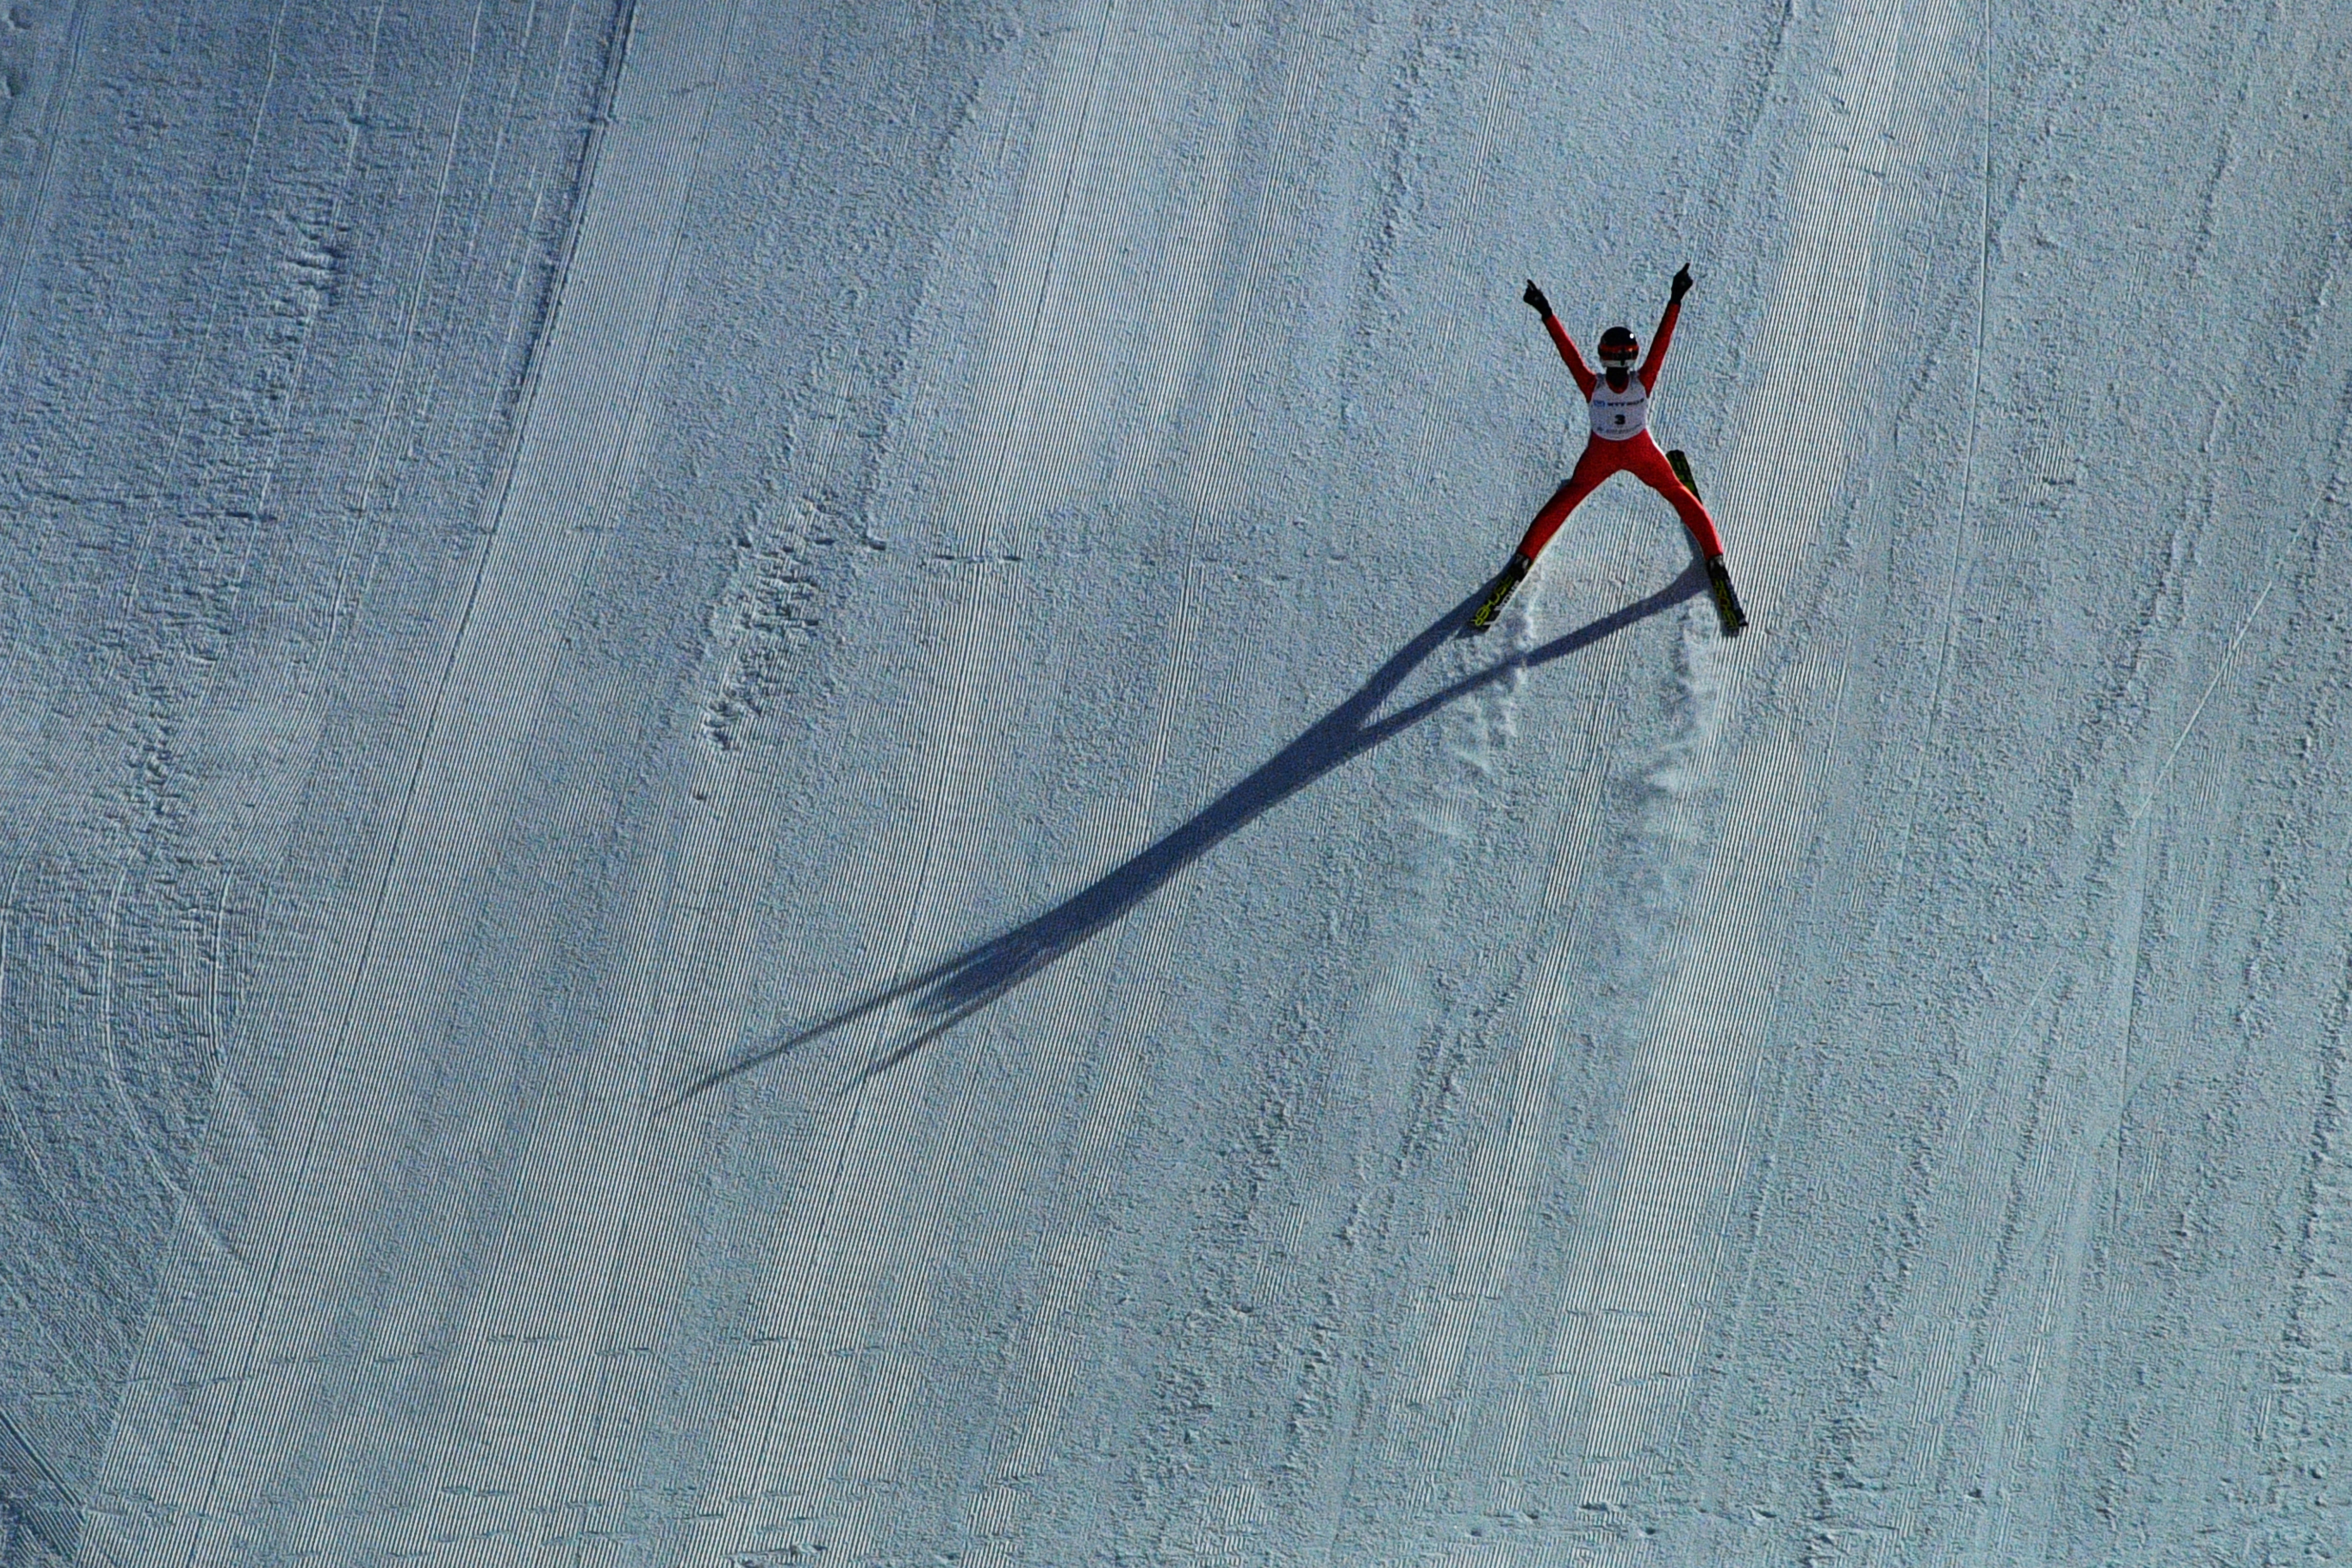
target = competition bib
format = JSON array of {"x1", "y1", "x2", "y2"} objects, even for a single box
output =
[{"x1": 1589, "y1": 375, "x2": 1648, "y2": 440}]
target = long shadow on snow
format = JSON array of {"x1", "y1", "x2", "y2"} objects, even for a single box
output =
[{"x1": 663, "y1": 562, "x2": 1707, "y2": 1112}]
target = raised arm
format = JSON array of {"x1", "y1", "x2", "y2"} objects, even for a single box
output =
[
  {"x1": 1639, "y1": 264, "x2": 1695, "y2": 391},
  {"x1": 1545, "y1": 312, "x2": 1599, "y2": 398},
  {"x1": 1523, "y1": 280, "x2": 1595, "y2": 398}
]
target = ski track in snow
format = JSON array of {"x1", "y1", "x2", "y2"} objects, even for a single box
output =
[{"x1": 2, "y1": 1, "x2": 2350, "y2": 1565}]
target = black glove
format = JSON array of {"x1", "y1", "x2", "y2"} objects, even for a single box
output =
[
  {"x1": 1670, "y1": 263, "x2": 1694, "y2": 301},
  {"x1": 1523, "y1": 279, "x2": 1551, "y2": 316}
]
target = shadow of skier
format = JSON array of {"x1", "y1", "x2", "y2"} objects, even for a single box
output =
[{"x1": 661, "y1": 560, "x2": 1708, "y2": 1112}]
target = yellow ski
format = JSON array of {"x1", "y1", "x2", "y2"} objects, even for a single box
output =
[
  {"x1": 1464, "y1": 555, "x2": 1531, "y2": 635},
  {"x1": 1668, "y1": 448, "x2": 1747, "y2": 637}
]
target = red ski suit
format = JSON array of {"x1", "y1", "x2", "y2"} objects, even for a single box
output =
[{"x1": 1515, "y1": 297, "x2": 1725, "y2": 563}]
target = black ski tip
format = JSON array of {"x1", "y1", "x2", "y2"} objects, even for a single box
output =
[
  {"x1": 1666, "y1": 447, "x2": 1700, "y2": 499},
  {"x1": 1462, "y1": 557, "x2": 1531, "y2": 637},
  {"x1": 1705, "y1": 553, "x2": 1748, "y2": 638}
]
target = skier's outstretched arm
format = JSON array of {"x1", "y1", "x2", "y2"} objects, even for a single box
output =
[
  {"x1": 1524, "y1": 279, "x2": 1596, "y2": 398},
  {"x1": 1640, "y1": 264, "x2": 1694, "y2": 391},
  {"x1": 1547, "y1": 313, "x2": 1599, "y2": 398}
]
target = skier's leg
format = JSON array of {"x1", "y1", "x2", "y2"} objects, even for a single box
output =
[
  {"x1": 1627, "y1": 435, "x2": 1725, "y2": 559},
  {"x1": 1513, "y1": 442, "x2": 1616, "y2": 563}
]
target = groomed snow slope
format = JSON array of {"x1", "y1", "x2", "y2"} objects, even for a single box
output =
[{"x1": 4, "y1": 1, "x2": 2351, "y2": 1563}]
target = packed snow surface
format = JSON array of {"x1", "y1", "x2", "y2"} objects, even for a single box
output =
[{"x1": 4, "y1": 1, "x2": 2350, "y2": 1563}]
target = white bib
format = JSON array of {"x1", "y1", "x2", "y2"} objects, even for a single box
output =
[{"x1": 1589, "y1": 374, "x2": 1648, "y2": 440}]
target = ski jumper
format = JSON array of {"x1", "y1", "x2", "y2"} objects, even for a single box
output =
[{"x1": 1515, "y1": 297, "x2": 1725, "y2": 563}]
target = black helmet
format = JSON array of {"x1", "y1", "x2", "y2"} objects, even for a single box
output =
[{"x1": 1597, "y1": 326, "x2": 1638, "y2": 365}]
